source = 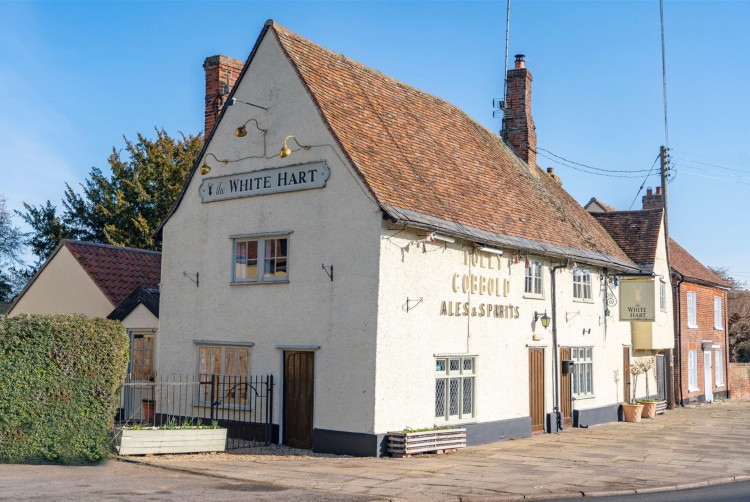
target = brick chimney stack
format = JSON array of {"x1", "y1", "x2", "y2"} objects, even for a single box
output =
[
  {"x1": 503, "y1": 54, "x2": 537, "y2": 168},
  {"x1": 204, "y1": 55, "x2": 245, "y2": 136},
  {"x1": 642, "y1": 186, "x2": 663, "y2": 210}
]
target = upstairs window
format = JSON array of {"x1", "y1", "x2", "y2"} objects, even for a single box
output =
[
  {"x1": 525, "y1": 260, "x2": 544, "y2": 296},
  {"x1": 573, "y1": 268, "x2": 592, "y2": 301},
  {"x1": 687, "y1": 291, "x2": 697, "y2": 328},
  {"x1": 714, "y1": 296, "x2": 722, "y2": 330},
  {"x1": 232, "y1": 235, "x2": 289, "y2": 283},
  {"x1": 659, "y1": 280, "x2": 667, "y2": 312}
]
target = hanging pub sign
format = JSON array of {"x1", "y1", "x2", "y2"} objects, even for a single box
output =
[
  {"x1": 198, "y1": 161, "x2": 330, "y2": 203},
  {"x1": 619, "y1": 279, "x2": 655, "y2": 322}
]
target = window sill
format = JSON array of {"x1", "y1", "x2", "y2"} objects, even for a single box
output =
[
  {"x1": 523, "y1": 293, "x2": 544, "y2": 300},
  {"x1": 573, "y1": 298, "x2": 594, "y2": 304},
  {"x1": 230, "y1": 280, "x2": 289, "y2": 286},
  {"x1": 572, "y1": 395, "x2": 595, "y2": 401},
  {"x1": 687, "y1": 325, "x2": 698, "y2": 330},
  {"x1": 716, "y1": 384, "x2": 725, "y2": 388},
  {"x1": 688, "y1": 387, "x2": 699, "y2": 393},
  {"x1": 714, "y1": 328, "x2": 724, "y2": 331},
  {"x1": 434, "y1": 419, "x2": 476, "y2": 426}
]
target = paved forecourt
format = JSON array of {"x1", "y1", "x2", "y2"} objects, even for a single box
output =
[{"x1": 132, "y1": 400, "x2": 750, "y2": 501}]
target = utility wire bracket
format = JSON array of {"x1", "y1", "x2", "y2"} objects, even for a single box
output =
[
  {"x1": 406, "y1": 297, "x2": 424, "y2": 313},
  {"x1": 183, "y1": 271, "x2": 199, "y2": 287},
  {"x1": 322, "y1": 264, "x2": 333, "y2": 281}
]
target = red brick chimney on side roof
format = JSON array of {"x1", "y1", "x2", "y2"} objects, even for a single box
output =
[
  {"x1": 502, "y1": 54, "x2": 537, "y2": 168},
  {"x1": 204, "y1": 55, "x2": 245, "y2": 136},
  {"x1": 642, "y1": 186, "x2": 663, "y2": 210}
]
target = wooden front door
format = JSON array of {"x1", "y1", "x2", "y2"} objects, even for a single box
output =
[
  {"x1": 623, "y1": 347, "x2": 631, "y2": 403},
  {"x1": 529, "y1": 348, "x2": 545, "y2": 433},
  {"x1": 559, "y1": 348, "x2": 572, "y2": 427},
  {"x1": 283, "y1": 351, "x2": 315, "y2": 449}
]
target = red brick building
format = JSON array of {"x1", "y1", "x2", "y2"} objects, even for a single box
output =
[{"x1": 670, "y1": 239, "x2": 730, "y2": 403}]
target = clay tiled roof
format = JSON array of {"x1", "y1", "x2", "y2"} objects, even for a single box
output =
[
  {"x1": 268, "y1": 22, "x2": 632, "y2": 267},
  {"x1": 591, "y1": 210, "x2": 663, "y2": 267},
  {"x1": 65, "y1": 240, "x2": 162, "y2": 306},
  {"x1": 669, "y1": 239, "x2": 729, "y2": 288}
]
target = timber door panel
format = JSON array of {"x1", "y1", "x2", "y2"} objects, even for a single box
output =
[
  {"x1": 560, "y1": 348, "x2": 572, "y2": 426},
  {"x1": 283, "y1": 351, "x2": 315, "y2": 449},
  {"x1": 623, "y1": 347, "x2": 631, "y2": 403},
  {"x1": 529, "y1": 348, "x2": 545, "y2": 433},
  {"x1": 656, "y1": 354, "x2": 667, "y2": 401}
]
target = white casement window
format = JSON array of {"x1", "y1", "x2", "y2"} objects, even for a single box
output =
[
  {"x1": 715, "y1": 350, "x2": 724, "y2": 387},
  {"x1": 573, "y1": 268, "x2": 592, "y2": 301},
  {"x1": 659, "y1": 280, "x2": 666, "y2": 312},
  {"x1": 687, "y1": 291, "x2": 697, "y2": 328},
  {"x1": 571, "y1": 347, "x2": 594, "y2": 398},
  {"x1": 714, "y1": 296, "x2": 722, "y2": 330},
  {"x1": 435, "y1": 356, "x2": 475, "y2": 422},
  {"x1": 688, "y1": 350, "x2": 698, "y2": 391},
  {"x1": 232, "y1": 234, "x2": 289, "y2": 283},
  {"x1": 524, "y1": 260, "x2": 544, "y2": 296},
  {"x1": 197, "y1": 344, "x2": 251, "y2": 408}
]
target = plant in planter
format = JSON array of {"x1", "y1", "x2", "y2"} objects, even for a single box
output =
[
  {"x1": 638, "y1": 358, "x2": 658, "y2": 419},
  {"x1": 387, "y1": 425, "x2": 466, "y2": 457},
  {"x1": 116, "y1": 418, "x2": 226, "y2": 456},
  {"x1": 622, "y1": 362, "x2": 645, "y2": 423},
  {"x1": 141, "y1": 369, "x2": 157, "y2": 423}
]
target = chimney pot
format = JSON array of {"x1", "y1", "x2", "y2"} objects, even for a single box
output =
[
  {"x1": 656, "y1": 186, "x2": 662, "y2": 195},
  {"x1": 514, "y1": 54, "x2": 526, "y2": 69},
  {"x1": 547, "y1": 167, "x2": 554, "y2": 174},
  {"x1": 647, "y1": 188, "x2": 653, "y2": 196}
]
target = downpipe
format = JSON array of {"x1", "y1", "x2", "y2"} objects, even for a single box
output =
[{"x1": 550, "y1": 259, "x2": 569, "y2": 432}]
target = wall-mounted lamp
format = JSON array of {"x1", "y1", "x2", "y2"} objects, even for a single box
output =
[
  {"x1": 235, "y1": 118, "x2": 267, "y2": 137},
  {"x1": 431, "y1": 233, "x2": 455, "y2": 243},
  {"x1": 199, "y1": 153, "x2": 228, "y2": 175},
  {"x1": 280, "y1": 135, "x2": 311, "y2": 158},
  {"x1": 534, "y1": 310, "x2": 551, "y2": 329},
  {"x1": 226, "y1": 97, "x2": 268, "y2": 111},
  {"x1": 478, "y1": 246, "x2": 503, "y2": 255}
]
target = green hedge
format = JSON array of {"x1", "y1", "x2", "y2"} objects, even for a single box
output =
[{"x1": 0, "y1": 314, "x2": 129, "y2": 464}]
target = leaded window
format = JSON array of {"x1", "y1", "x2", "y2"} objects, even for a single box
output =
[{"x1": 435, "y1": 356, "x2": 475, "y2": 422}]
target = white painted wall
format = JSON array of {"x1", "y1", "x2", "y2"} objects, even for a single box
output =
[
  {"x1": 159, "y1": 32, "x2": 382, "y2": 433},
  {"x1": 121, "y1": 304, "x2": 159, "y2": 331},
  {"x1": 373, "y1": 225, "x2": 634, "y2": 433},
  {"x1": 8, "y1": 246, "x2": 114, "y2": 317}
]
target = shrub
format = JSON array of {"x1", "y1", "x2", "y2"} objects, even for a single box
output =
[{"x1": 0, "y1": 314, "x2": 129, "y2": 464}]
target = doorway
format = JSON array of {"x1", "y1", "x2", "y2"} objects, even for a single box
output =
[
  {"x1": 283, "y1": 351, "x2": 315, "y2": 448},
  {"x1": 559, "y1": 348, "x2": 572, "y2": 427},
  {"x1": 623, "y1": 347, "x2": 631, "y2": 403},
  {"x1": 529, "y1": 348, "x2": 545, "y2": 433},
  {"x1": 656, "y1": 353, "x2": 667, "y2": 401},
  {"x1": 703, "y1": 351, "x2": 713, "y2": 403}
]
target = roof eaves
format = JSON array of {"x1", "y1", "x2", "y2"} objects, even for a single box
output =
[
  {"x1": 107, "y1": 285, "x2": 160, "y2": 321},
  {"x1": 382, "y1": 205, "x2": 639, "y2": 273}
]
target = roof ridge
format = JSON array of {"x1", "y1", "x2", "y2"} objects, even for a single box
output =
[{"x1": 64, "y1": 239, "x2": 162, "y2": 256}]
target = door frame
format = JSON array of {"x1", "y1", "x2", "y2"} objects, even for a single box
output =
[
  {"x1": 703, "y1": 350, "x2": 713, "y2": 403},
  {"x1": 277, "y1": 345, "x2": 319, "y2": 447}
]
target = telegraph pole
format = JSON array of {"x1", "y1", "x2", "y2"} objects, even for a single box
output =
[{"x1": 660, "y1": 145, "x2": 676, "y2": 410}]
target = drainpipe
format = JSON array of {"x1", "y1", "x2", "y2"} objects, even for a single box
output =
[
  {"x1": 550, "y1": 259, "x2": 569, "y2": 433},
  {"x1": 674, "y1": 272, "x2": 685, "y2": 406}
]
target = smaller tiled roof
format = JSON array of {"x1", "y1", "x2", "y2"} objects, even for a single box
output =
[
  {"x1": 584, "y1": 197, "x2": 617, "y2": 213},
  {"x1": 65, "y1": 240, "x2": 162, "y2": 306},
  {"x1": 108, "y1": 285, "x2": 160, "y2": 321},
  {"x1": 591, "y1": 209, "x2": 663, "y2": 267},
  {"x1": 669, "y1": 239, "x2": 730, "y2": 288}
]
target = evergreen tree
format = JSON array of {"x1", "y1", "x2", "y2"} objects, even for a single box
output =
[
  {"x1": 18, "y1": 128, "x2": 202, "y2": 263},
  {"x1": 0, "y1": 195, "x2": 26, "y2": 302}
]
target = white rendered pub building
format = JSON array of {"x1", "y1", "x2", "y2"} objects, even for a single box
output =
[{"x1": 157, "y1": 21, "x2": 672, "y2": 456}]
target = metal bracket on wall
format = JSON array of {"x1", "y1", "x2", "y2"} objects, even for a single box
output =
[
  {"x1": 183, "y1": 271, "x2": 199, "y2": 287},
  {"x1": 321, "y1": 264, "x2": 333, "y2": 281},
  {"x1": 406, "y1": 297, "x2": 424, "y2": 312}
]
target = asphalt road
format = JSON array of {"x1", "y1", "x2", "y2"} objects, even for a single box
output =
[
  {"x1": 550, "y1": 480, "x2": 750, "y2": 502},
  {"x1": 0, "y1": 460, "x2": 375, "y2": 502}
]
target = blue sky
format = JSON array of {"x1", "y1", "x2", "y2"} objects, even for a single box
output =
[{"x1": 1, "y1": 1, "x2": 749, "y2": 281}]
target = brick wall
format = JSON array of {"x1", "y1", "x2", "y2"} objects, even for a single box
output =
[
  {"x1": 203, "y1": 55, "x2": 245, "y2": 136},
  {"x1": 672, "y1": 279, "x2": 730, "y2": 404},
  {"x1": 729, "y1": 363, "x2": 750, "y2": 399}
]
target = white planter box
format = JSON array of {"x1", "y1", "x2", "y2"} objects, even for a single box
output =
[
  {"x1": 116, "y1": 428, "x2": 227, "y2": 455},
  {"x1": 387, "y1": 428, "x2": 466, "y2": 456}
]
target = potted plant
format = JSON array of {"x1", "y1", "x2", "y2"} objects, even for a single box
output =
[
  {"x1": 116, "y1": 417, "x2": 227, "y2": 456},
  {"x1": 638, "y1": 358, "x2": 658, "y2": 419},
  {"x1": 387, "y1": 425, "x2": 466, "y2": 457},
  {"x1": 622, "y1": 362, "x2": 645, "y2": 423},
  {"x1": 141, "y1": 398, "x2": 155, "y2": 423}
]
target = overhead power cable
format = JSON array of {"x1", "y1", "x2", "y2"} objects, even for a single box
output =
[
  {"x1": 673, "y1": 156, "x2": 750, "y2": 175},
  {"x1": 538, "y1": 148, "x2": 654, "y2": 173},
  {"x1": 628, "y1": 155, "x2": 661, "y2": 210}
]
